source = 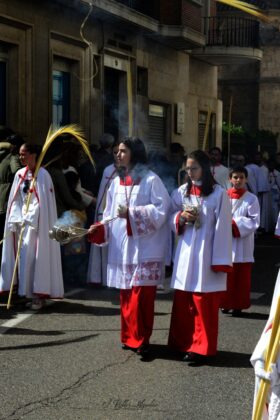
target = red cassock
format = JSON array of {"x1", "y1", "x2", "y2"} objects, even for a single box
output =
[
  {"x1": 220, "y1": 187, "x2": 260, "y2": 311},
  {"x1": 168, "y1": 290, "x2": 222, "y2": 355},
  {"x1": 220, "y1": 262, "x2": 252, "y2": 310},
  {"x1": 120, "y1": 286, "x2": 156, "y2": 348},
  {"x1": 168, "y1": 184, "x2": 233, "y2": 356}
]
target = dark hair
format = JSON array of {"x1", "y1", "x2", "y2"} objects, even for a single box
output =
[
  {"x1": 0, "y1": 127, "x2": 14, "y2": 141},
  {"x1": 186, "y1": 150, "x2": 216, "y2": 197},
  {"x1": 209, "y1": 146, "x2": 222, "y2": 154},
  {"x1": 7, "y1": 134, "x2": 24, "y2": 149},
  {"x1": 121, "y1": 137, "x2": 147, "y2": 165},
  {"x1": 229, "y1": 165, "x2": 248, "y2": 178},
  {"x1": 21, "y1": 143, "x2": 42, "y2": 160},
  {"x1": 99, "y1": 133, "x2": 115, "y2": 149},
  {"x1": 170, "y1": 142, "x2": 185, "y2": 154}
]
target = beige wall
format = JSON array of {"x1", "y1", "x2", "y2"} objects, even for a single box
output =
[
  {"x1": 0, "y1": 0, "x2": 221, "y2": 151},
  {"x1": 259, "y1": 47, "x2": 280, "y2": 138}
]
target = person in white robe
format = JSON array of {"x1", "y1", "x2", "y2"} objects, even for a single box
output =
[
  {"x1": 0, "y1": 143, "x2": 64, "y2": 310},
  {"x1": 245, "y1": 162, "x2": 260, "y2": 196},
  {"x1": 87, "y1": 142, "x2": 119, "y2": 285},
  {"x1": 209, "y1": 146, "x2": 231, "y2": 189},
  {"x1": 88, "y1": 137, "x2": 170, "y2": 357},
  {"x1": 267, "y1": 160, "x2": 280, "y2": 232},
  {"x1": 168, "y1": 150, "x2": 232, "y2": 364},
  {"x1": 259, "y1": 163, "x2": 272, "y2": 232},
  {"x1": 251, "y1": 267, "x2": 280, "y2": 420},
  {"x1": 275, "y1": 212, "x2": 280, "y2": 238},
  {"x1": 220, "y1": 166, "x2": 260, "y2": 315}
]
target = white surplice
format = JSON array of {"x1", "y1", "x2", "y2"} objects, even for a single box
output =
[
  {"x1": 245, "y1": 164, "x2": 259, "y2": 196},
  {"x1": 210, "y1": 164, "x2": 231, "y2": 189},
  {"x1": 102, "y1": 168, "x2": 171, "y2": 289},
  {"x1": 0, "y1": 166, "x2": 64, "y2": 298},
  {"x1": 251, "y1": 270, "x2": 280, "y2": 420},
  {"x1": 269, "y1": 170, "x2": 280, "y2": 230},
  {"x1": 230, "y1": 191, "x2": 260, "y2": 263},
  {"x1": 275, "y1": 212, "x2": 280, "y2": 237},
  {"x1": 87, "y1": 163, "x2": 117, "y2": 285},
  {"x1": 170, "y1": 184, "x2": 232, "y2": 292}
]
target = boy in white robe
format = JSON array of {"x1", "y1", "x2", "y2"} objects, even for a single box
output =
[
  {"x1": 220, "y1": 166, "x2": 260, "y2": 315},
  {"x1": 0, "y1": 143, "x2": 64, "y2": 309}
]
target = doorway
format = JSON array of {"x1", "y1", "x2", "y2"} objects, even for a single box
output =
[{"x1": 104, "y1": 66, "x2": 128, "y2": 141}]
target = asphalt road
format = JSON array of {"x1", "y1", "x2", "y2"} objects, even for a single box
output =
[{"x1": 0, "y1": 234, "x2": 279, "y2": 420}]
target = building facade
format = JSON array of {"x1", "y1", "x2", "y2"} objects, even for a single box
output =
[
  {"x1": 217, "y1": 1, "x2": 280, "y2": 154},
  {"x1": 0, "y1": 0, "x2": 262, "y2": 154}
]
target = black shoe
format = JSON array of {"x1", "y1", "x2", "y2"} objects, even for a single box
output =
[
  {"x1": 121, "y1": 344, "x2": 137, "y2": 352},
  {"x1": 232, "y1": 309, "x2": 243, "y2": 317},
  {"x1": 136, "y1": 344, "x2": 150, "y2": 357},
  {"x1": 122, "y1": 344, "x2": 130, "y2": 350},
  {"x1": 221, "y1": 308, "x2": 230, "y2": 314},
  {"x1": 182, "y1": 352, "x2": 210, "y2": 365}
]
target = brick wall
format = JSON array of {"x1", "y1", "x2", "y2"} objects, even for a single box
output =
[
  {"x1": 159, "y1": 0, "x2": 181, "y2": 25},
  {"x1": 159, "y1": 0, "x2": 203, "y2": 32},
  {"x1": 181, "y1": 1, "x2": 202, "y2": 32}
]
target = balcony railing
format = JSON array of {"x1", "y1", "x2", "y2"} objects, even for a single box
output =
[
  {"x1": 114, "y1": 0, "x2": 157, "y2": 19},
  {"x1": 204, "y1": 17, "x2": 260, "y2": 48}
]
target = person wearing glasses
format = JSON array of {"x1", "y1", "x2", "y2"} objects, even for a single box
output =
[
  {"x1": 0, "y1": 143, "x2": 64, "y2": 310},
  {"x1": 168, "y1": 150, "x2": 232, "y2": 365}
]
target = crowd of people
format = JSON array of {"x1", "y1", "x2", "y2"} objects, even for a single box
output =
[{"x1": 0, "y1": 127, "x2": 279, "y2": 416}]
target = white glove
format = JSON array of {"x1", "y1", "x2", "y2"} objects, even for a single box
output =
[
  {"x1": 255, "y1": 360, "x2": 280, "y2": 386},
  {"x1": 270, "y1": 363, "x2": 280, "y2": 387}
]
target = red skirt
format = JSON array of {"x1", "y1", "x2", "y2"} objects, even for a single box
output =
[
  {"x1": 220, "y1": 262, "x2": 252, "y2": 310},
  {"x1": 120, "y1": 286, "x2": 156, "y2": 349},
  {"x1": 168, "y1": 290, "x2": 221, "y2": 356}
]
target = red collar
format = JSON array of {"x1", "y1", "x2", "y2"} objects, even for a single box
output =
[
  {"x1": 120, "y1": 175, "x2": 135, "y2": 186},
  {"x1": 190, "y1": 184, "x2": 202, "y2": 196},
  {"x1": 227, "y1": 188, "x2": 246, "y2": 199},
  {"x1": 27, "y1": 165, "x2": 35, "y2": 177}
]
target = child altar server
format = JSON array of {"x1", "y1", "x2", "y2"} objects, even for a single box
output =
[
  {"x1": 220, "y1": 166, "x2": 260, "y2": 316},
  {"x1": 168, "y1": 150, "x2": 232, "y2": 365}
]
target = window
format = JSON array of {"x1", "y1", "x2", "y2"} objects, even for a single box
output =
[
  {"x1": 137, "y1": 67, "x2": 148, "y2": 96},
  {"x1": 148, "y1": 103, "x2": 170, "y2": 151},
  {"x1": 52, "y1": 70, "x2": 70, "y2": 126},
  {"x1": 0, "y1": 61, "x2": 6, "y2": 126}
]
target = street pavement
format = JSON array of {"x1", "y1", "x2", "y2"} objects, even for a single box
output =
[{"x1": 0, "y1": 234, "x2": 279, "y2": 420}]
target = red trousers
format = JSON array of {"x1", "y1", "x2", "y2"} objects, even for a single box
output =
[
  {"x1": 168, "y1": 290, "x2": 221, "y2": 356},
  {"x1": 120, "y1": 286, "x2": 156, "y2": 349},
  {"x1": 220, "y1": 262, "x2": 252, "y2": 310}
]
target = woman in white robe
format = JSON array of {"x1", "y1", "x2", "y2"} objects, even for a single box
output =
[
  {"x1": 168, "y1": 150, "x2": 232, "y2": 364},
  {"x1": 0, "y1": 143, "x2": 64, "y2": 309},
  {"x1": 87, "y1": 143, "x2": 119, "y2": 285},
  {"x1": 88, "y1": 137, "x2": 170, "y2": 356}
]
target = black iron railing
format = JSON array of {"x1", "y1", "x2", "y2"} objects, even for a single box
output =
[
  {"x1": 204, "y1": 17, "x2": 260, "y2": 48},
  {"x1": 114, "y1": 0, "x2": 157, "y2": 19}
]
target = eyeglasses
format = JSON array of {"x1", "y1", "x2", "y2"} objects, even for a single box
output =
[
  {"x1": 186, "y1": 167, "x2": 200, "y2": 172},
  {"x1": 23, "y1": 179, "x2": 30, "y2": 194}
]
